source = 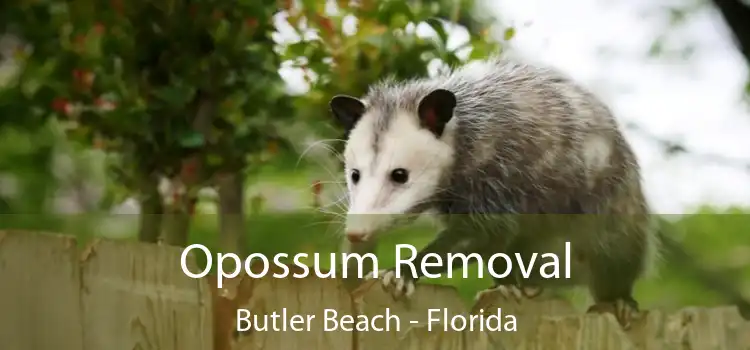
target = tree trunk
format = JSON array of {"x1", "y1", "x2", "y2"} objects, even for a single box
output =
[
  {"x1": 160, "y1": 94, "x2": 216, "y2": 247},
  {"x1": 160, "y1": 183, "x2": 195, "y2": 247},
  {"x1": 217, "y1": 172, "x2": 247, "y2": 256},
  {"x1": 137, "y1": 175, "x2": 163, "y2": 243}
]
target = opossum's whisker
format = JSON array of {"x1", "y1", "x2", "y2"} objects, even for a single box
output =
[
  {"x1": 320, "y1": 222, "x2": 345, "y2": 240},
  {"x1": 302, "y1": 219, "x2": 344, "y2": 229},
  {"x1": 305, "y1": 180, "x2": 346, "y2": 194},
  {"x1": 329, "y1": 196, "x2": 350, "y2": 213},
  {"x1": 308, "y1": 180, "x2": 346, "y2": 186},
  {"x1": 305, "y1": 201, "x2": 346, "y2": 216},
  {"x1": 299, "y1": 196, "x2": 347, "y2": 215},
  {"x1": 316, "y1": 200, "x2": 346, "y2": 212},
  {"x1": 295, "y1": 138, "x2": 346, "y2": 169},
  {"x1": 317, "y1": 192, "x2": 349, "y2": 210},
  {"x1": 315, "y1": 142, "x2": 346, "y2": 164},
  {"x1": 309, "y1": 220, "x2": 345, "y2": 240},
  {"x1": 316, "y1": 208, "x2": 346, "y2": 220},
  {"x1": 295, "y1": 142, "x2": 348, "y2": 195},
  {"x1": 312, "y1": 164, "x2": 347, "y2": 194}
]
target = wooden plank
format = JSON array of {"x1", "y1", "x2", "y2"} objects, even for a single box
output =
[
  {"x1": 353, "y1": 280, "x2": 503, "y2": 349},
  {"x1": 519, "y1": 314, "x2": 636, "y2": 350},
  {"x1": 627, "y1": 306, "x2": 750, "y2": 350},
  {"x1": 0, "y1": 230, "x2": 83, "y2": 350},
  {"x1": 392, "y1": 324, "x2": 503, "y2": 349},
  {"x1": 470, "y1": 291, "x2": 578, "y2": 348},
  {"x1": 229, "y1": 264, "x2": 354, "y2": 350},
  {"x1": 79, "y1": 239, "x2": 212, "y2": 350}
]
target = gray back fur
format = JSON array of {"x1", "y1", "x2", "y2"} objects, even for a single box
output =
[{"x1": 361, "y1": 55, "x2": 648, "y2": 218}]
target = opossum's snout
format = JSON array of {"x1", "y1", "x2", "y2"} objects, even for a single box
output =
[
  {"x1": 343, "y1": 212, "x2": 396, "y2": 243},
  {"x1": 345, "y1": 232, "x2": 366, "y2": 243}
]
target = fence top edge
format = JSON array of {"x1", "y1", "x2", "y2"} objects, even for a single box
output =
[
  {"x1": 0, "y1": 230, "x2": 79, "y2": 251},
  {"x1": 0, "y1": 229, "x2": 77, "y2": 240}
]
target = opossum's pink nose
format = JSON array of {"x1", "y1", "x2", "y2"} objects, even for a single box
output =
[{"x1": 346, "y1": 232, "x2": 367, "y2": 243}]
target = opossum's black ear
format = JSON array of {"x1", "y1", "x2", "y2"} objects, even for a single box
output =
[
  {"x1": 329, "y1": 95, "x2": 366, "y2": 131},
  {"x1": 418, "y1": 89, "x2": 456, "y2": 137}
]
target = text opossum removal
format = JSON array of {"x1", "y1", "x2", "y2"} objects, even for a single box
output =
[{"x1": 181, "y1": 242, "x2": 572, "y2": 288}]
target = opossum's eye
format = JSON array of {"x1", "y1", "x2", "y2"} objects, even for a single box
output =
[
  {"x1": 350, "y1": 169, "x2": 361, "y2": 184},
  {"x1": 390, "y1": 168, "x2": 409, "y2": 184}
]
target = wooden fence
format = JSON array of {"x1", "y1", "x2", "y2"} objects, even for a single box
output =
[{"x1": 1, "y1": 230, "x2": 748, "y2": 350}]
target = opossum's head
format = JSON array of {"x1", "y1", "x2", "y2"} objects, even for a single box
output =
[{"x1": 329, "y1": 89, "x2": 457, "y2": 243}]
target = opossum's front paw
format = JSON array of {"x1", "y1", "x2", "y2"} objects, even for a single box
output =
[
  {"x1": 366, "y1": 268, "x2": 416, "y2": 300},
  {"x1": 474, "y1": 284, "x2": 543, "y2": 304},
  {"x1": 586, "y1": 298, "x2": 640, "y2": 330}
]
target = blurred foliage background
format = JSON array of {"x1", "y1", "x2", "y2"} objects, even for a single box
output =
[{"x1": 0, "y1": 0, "x2": 748, "y2": 312}]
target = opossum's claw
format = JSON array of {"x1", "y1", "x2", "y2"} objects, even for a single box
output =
[
  {"x1": 474, "y1": 284, "x2": 542, "y2": 304},
  {"x1": 380, "y1": 268, "x2": 416, "y2": 300},
  {"x1": 473, "y1": 288, "x2": 496, "y2": 304},
  {"x1": 364, "y1": 269, "x2": 387, "y2": 280},
  {"x1": 587, "y1": 298, "x2": 640, "y2": 330},
  {"x1": 521, "y1": 285, "x2": 544, "y2": 298}
]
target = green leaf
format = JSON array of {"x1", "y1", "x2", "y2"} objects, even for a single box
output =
[
  {"x1": 376, "y1": 0, "x2": 415, "y2": 24},
  {"x1": 206, "y1": 153, "x2": 223, "y2": 167},
  {"x1": 503, "y1": 27, "x2": 515, "y2": 41},
  {"x1": 390, "y1": 13, "x2": 410, "y2": 29},
  {"x1": 362, "y1": 34, "x2": 387, "y2": 49},
  {"x1": 213, "y1": 19, "x2": 231, "y2": 43},
  {"x1": 152, "y1": 85, "x2": 196, "y2": 108},
  {"x1": 179, "y1": 131, "x2": 205, "y2": 148},
  {"x1": 425, "y1": 17, "x2": 449, "y2": 46},
  {"x1": 469, "y1": 40, "x2": 491, "y2": 60}
]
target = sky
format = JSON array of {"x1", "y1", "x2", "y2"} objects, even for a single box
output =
[
  {"x1": 273, "y1": 0, "x2": 750, "y2": 215},
  {"x1": 486, "y1": 0, "x2": 750, "y2": 213}
]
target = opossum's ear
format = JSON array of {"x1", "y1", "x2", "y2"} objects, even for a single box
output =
[
  {"x1": 417, "y1": 89, "x2": 456, "y2": 137},
  {"x1": 329, "y1": 95, "x2": 366, "y2": 131}
]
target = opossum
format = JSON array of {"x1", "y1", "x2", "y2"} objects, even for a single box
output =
[{"x1": 328, "y1": 55, "x2": 750, "y2": 328}]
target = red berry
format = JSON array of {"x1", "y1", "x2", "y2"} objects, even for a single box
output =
[
  {"x1": 110, "y1": 0, "x2": 124, "y2": 14},
  {"x1": 245, "y1": 18, "x2": 258, "y2": 28},
  {"x1": 72, "y1": 69, "x2": 95, "y2": 88},
  {"x1": 95, "y1": 97, "x2": 116, "y2": 111},
  {"x1": 51, "y1": 97, "x2": 69, "y2": 113},
  {"x1": 317, "y1": 16, "x2": 334, "y2": 34},
  {"x1": 93, "y1": 23, "x2": 105, "y2": 35},
  {"x1": 180, "y1": 156, "x2": 201, "y2": 183},
  {"x1": 93, "y1": 137, "x2": 106, "y2": 149}
]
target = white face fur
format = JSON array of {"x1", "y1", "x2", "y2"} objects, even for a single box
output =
[{"x1": 342, "y1": 109, "x2": 456, "y2": 242}]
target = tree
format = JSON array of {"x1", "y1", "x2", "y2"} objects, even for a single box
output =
[
  {"x1": 278, "y1": 0, "x2": 501, "y2": 153},
  {"x1": 0, "y1": 0, "x2": 504, "y2": 255},
  {"x1": 1, "y1": 1, "x2": 293, "y2": 251}
]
